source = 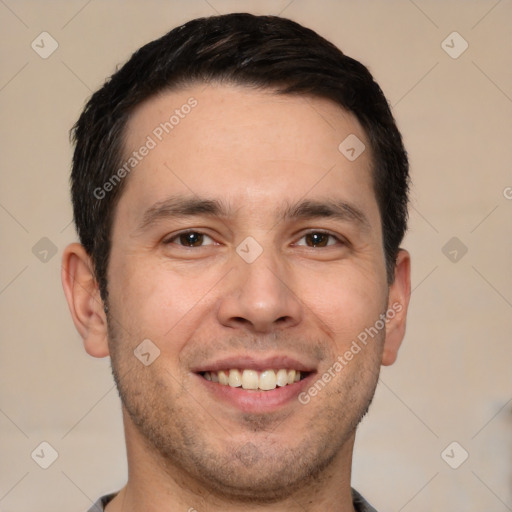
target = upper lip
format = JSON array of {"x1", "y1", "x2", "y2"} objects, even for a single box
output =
[{"x1": 191, "y1": 354, "x2": 317, "y2": 373}]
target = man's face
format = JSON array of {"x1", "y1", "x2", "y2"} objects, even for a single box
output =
[{"x1": 106, "y1": 83, "x2": 395, "y2": 499}]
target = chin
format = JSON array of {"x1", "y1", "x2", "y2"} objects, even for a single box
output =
[{"x1": 182, "y1": 434, "x2": 342, "y2": 504}]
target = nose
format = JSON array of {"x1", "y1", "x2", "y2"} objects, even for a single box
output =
[{"x1": 217, "y1": 248, "x2": 303, "y2": 334}]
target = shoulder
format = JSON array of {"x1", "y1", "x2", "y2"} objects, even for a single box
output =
[
  {"x1": 352, "y1": 487, "x2": 379, "y2": 512},
  {"x1": 86, "y1": 492, "x2": 118, "y2": 512}
]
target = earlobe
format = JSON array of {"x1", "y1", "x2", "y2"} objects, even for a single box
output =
[
  {"x1": 61, "y1": 243, "x2": 110, "y2": 358},
  {"x1": 382, "y1": 249, "x2": 411, "y2": 366}
]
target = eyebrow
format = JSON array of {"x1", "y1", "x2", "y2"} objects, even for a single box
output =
[
  {"x1": 137, "y1": 196, "x2": 234, "y2": 232},
  {"x1": 280, "y1": 199, "x2": 371, "y2": 232},
  {"x1": 136, "y1": 195, "x2": 371, "y2": 233}
]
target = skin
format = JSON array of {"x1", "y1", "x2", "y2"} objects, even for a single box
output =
[{"x1": 62, "y1": 83, "x2": 410, "y2": 511}]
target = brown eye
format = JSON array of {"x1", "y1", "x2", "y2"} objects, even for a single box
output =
[
  {"x1": 180, "y1": 232, "x2": 204, "y2": 246},
  {"x1": 306, "y1": 233, "x2": 329, "y2": 247},
  {"x1": 165, "y1": 231, "x2": 215, "y2": 247},
  {"x1": 296, "y1": 231, "x2": 340, "y2": 248}
]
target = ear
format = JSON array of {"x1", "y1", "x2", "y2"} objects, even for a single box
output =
[
  {"x1": 61, "y1": 243, "x2": 110, "y2": 358},
  {"x1": 381, "y1": 249, "x2": 411, "y2": 366}
]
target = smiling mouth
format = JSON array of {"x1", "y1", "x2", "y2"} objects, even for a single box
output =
[{"x1": 200, "y1": 369, "x2": 310, "y2": 391}]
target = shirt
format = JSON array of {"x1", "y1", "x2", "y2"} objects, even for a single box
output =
[{"x1": 87, "y1": 488, "x2": 378, "y2": 511}]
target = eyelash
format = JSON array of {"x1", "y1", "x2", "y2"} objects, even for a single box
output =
[{"x1": 163, "y1": 230, "x2": 345, "y2": 248}]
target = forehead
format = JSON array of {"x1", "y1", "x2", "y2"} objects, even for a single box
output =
[{"x1": 116, "y1": 83, "x2": 379, "y2": 229}]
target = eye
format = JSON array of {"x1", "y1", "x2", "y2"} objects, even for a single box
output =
[
  {"x1": 164, "y1": 231, "x2": 216, "y2": 247},
  {"x1": 295, "y1": 231, "x2": 343, "y2": 248}
]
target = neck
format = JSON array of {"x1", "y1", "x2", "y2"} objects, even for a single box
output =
[{"x1": 107, "y1": 410, "x2": 357, "y2": 512}]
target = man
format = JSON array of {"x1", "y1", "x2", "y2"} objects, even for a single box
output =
[{"x1": 62, "y1": 12, "x2": 411, "y2": 512}]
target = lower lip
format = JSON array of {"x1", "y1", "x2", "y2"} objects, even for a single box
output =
[{"x1": 195, "y1": 373, "x2": 315, "y2": 414}]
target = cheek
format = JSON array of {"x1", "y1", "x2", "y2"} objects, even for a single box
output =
[
  {"x1": 107, "y1": 256, "x2": 222, "y2": 343},
  {"x1": 298, "y1": 263, "x2": 387, "y2": 341}
]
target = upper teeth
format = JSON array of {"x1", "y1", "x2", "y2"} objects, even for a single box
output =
[{"x1": 203, "y1": 369, "x2": 302, "y2": 391}]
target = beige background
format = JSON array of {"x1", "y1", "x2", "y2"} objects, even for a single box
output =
[{"x1": 1, "y1": 0, "x2": 511, "y2": 510}]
